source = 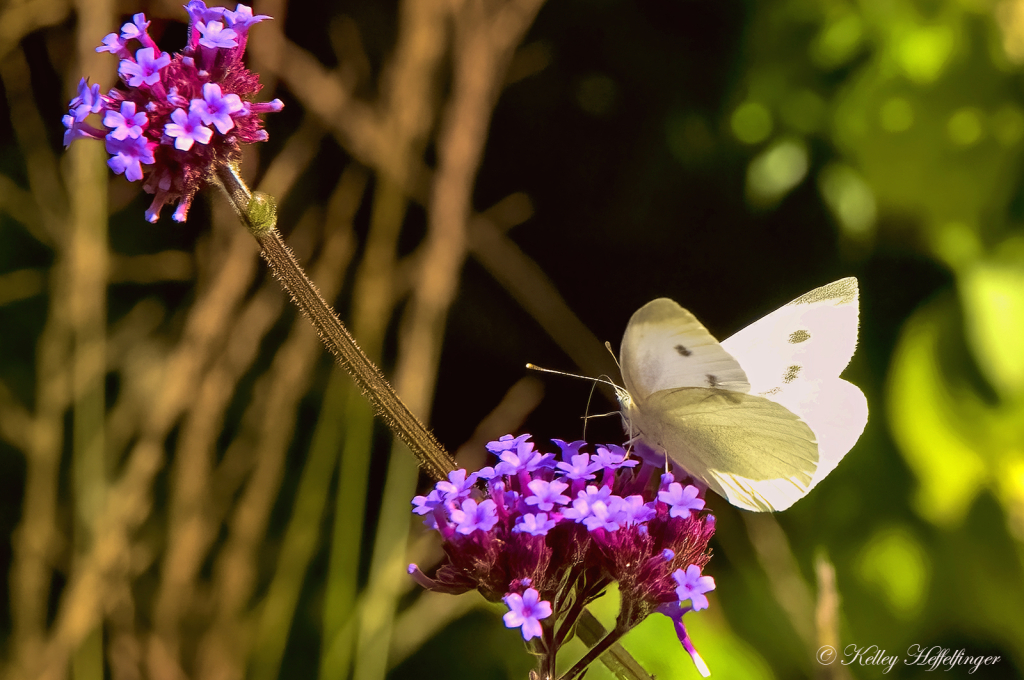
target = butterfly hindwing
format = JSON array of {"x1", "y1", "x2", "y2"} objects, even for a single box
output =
[{"x1": 626, "y1": 388, "x2": 818, "y2": 512}]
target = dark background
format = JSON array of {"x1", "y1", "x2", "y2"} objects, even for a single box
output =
[{"x1": 1, "y1": 0, "x2": 1022, "y2": 678}]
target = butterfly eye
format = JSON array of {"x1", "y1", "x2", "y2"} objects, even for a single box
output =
[{"x1": 788, "y1": 330, "x2": 810, "y2": 343}]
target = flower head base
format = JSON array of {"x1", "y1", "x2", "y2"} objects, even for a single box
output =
[
  {"x1": 408, "y1": 434, "x2": 716, "y2": 676},
  {"x1": 62, "y1": 2, "x2": 282, "y2": 223}
]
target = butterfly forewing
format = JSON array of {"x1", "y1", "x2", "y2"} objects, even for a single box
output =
[
  {"x1": 619, "y1": 298, "x2": 750, "y2": 401},
  {"x1": 720, "y1": 277, "x2": 859, "y2": 396}
]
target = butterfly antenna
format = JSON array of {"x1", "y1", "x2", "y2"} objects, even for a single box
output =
[
  {"x1": 604, "y1": 341, "x2": 621, "y2": 370},
  {"x1": 582, "y1": 380, "x2": 599, "y2": 440},
  {"x1": 524, "y1": 364, "x2": 620, "y2": 391}
]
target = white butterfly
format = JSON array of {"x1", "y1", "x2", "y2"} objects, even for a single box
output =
[{"x1": 617, "y1": 277, "x2": 868, "y2": 512}]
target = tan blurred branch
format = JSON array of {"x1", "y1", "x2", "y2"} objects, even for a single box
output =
[
  {"x1": 148, "y1": 118, "x2": 339, "y2": 675},
  {"x1": 197, "y1": 181, "x2": 361, "y2": 680},
  {"x1": 0, "y1": 48, "x2": 67, "y2": 242},
  {"x1": 352, "y1": 4, "x2": 545, "y2": 680},
  {"x1": 109, "y1": 252, "x2": 194, "y2": 284},
  {"x1": 148, "y1": 280, "x2": 286, "y2": 680},
  {"x1": 34, "y1": 216, "x2": 263, "y2": 680},
  {"x1": 0, "y1": 174, "x2": 47, "y2": 245},
  {"x1": 389, "y1": 592, "x2": 483, "y2": 667},
  {"x1": 0, "y1": 268, "x2": 46, "y2": 307},
  {"x1": 742, "y1": 513, "x2": 816, "y2": 648},
  {"x1": 2, "y1": 42, "x2": 73, "y2": 680},
  {"x1": 814, "y1": 554, "x2": 851, "y2": 680},
  {"x1": 66, "y1": 5, "x2": 116, "y2": 670},
  {"x1": 254, "y1": 19, "x2": 616, "y2": 387},
  {"x1": 0, "y1": 0, "x2": 71, "y2": 64},
  {"x1": 249, "y1": 31, "x2": 388, "y2": 185},
  {"x1": 0, "y1": 379, "x2": 33, "y2": 452},
  {"x1": 467, "y1": 216, "x2": 619, "y2": 381}
]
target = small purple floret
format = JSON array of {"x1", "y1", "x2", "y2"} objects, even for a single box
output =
[
  {"x1": 513, "y1": 513, "x2": 557, "y2": 536},
  {"x1": 106, "y1": 136, "x2": 155, "y2": 182},
  {"x1": 71, "y1": 78, "x2": 103, "y2": 122},
  {"x1": 104, "y1": 101, "x2": 147, "y2": 141},
  {"x1": 552, "y1": 439, "x2": 588, "y2": 460},
  {"x1": 436, "y1": 469, "x2": 479, "y2": 503},
  {"x1": 555, "y1": 453, "x2": 597, "y2": 481},
  {"x1": 673, "y1": 564, "x2": 716, "y2": 611},
  {"x1": 618, "y1": 494, "x2": 656, "y2": 525},
  {"x1": 658, "y1": 482, "x2": 705, "y2": 519},
  {"x1": 119, "y1": 47, "x2": 171, "y2": 87},
  {"x1": 191, "y1": 82, "x2": 244, "y2": 133},
  {"x1": 120, "y1": 13, "x2": 150, "y2": 41},
  {"x1": 494, "y1": 442, "x2": 556, "y2": 476},
  {"x1": 196, "y1": 20, "x2": 238, "y2": 49},
  {"x1": 562, "y1": 484, "x2": 613, "y2": 524},
  {"x1": 525, "y1": 479, "x2": 570, "y2": 512},
  {"x1": 185, "y1": 0, "x2": 226, "y2": 25},
  {"x1": 591, "y1": 444, "x2": 639, "y2": 471},
  {"x1": 450, "y1": 498, "x2": 499, "y2": 535},
  {"x1": 224, "y1": 4, "x2": 271, "y2": 29},
  {"x1": 581, "y1": 498, "x2": 624, "y2": 532},
  {"x1": 486, "y1": 433, "x2": 533, "y2": 454},
  {"x1": 96, "y1": 33, "x2": 127, "y2": 56},
  {"x1": 164, "y1": 107, "x2": 213, "y2": 151},
  {"x1": 502, "y1": 588, "x2": 552, "y2": 641}
]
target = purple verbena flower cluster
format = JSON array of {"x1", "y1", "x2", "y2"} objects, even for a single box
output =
[
  {"x1": 62, "y1": 3, "x2": 283, "y2": 223},
  {"x1": 408, "y1": 434, "x2": 717, "y2": 677}
]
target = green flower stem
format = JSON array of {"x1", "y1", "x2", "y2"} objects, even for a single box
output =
[
  {"x1": 212, "y1": 161, "x2": 456, "y2": 482},
  {"x1": 574, "y1": 610, "x2": 652, "y2": 680},
  {"x1": 558, "y1": 621, "x2": 629, "y2": 680}
]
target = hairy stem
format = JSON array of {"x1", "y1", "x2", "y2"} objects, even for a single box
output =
[{"x1": 211, "y1": 161, "x2": 456, "y2": 482}]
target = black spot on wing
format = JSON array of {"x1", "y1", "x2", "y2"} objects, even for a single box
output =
[
  {"x1": 674, "y1": 344, "x2": 692, "y2": 357},
  {"x1": 788, "y1": 330, "x2": 810, "y2": 344},
  {"x1": 783, "y1": 365, "x2": 801, "y2": 383},
  {"x1": 706, "y1": 374, "x2": 719, "y2": 387}
]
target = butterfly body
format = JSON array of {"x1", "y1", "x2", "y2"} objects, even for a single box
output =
[{"x1": 618, "y1": 278, "x2": 867, "y2": 512}]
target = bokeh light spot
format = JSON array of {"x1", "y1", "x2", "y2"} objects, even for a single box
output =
[
  {"x1": 857, "y1": 527, "x2": 930, "y2": 618},
  {"x1": 818, "y1": 163, "x2": 877, "y2": 240},
  {"x1": 811, "y1": 13, "x2": 864, "y2": 69},
  {"x1": 746, "y1": 138, "x2": 808, "y2": 205},
  {"x1": 731, "y1": 101, "x2": 773, "y2": 144},
  {"x1": 898, "y1": 26, "x2": 955, "y2": 84},
  {"x1": 947, "y1": 108, "x2": 984, "y2": 147}
]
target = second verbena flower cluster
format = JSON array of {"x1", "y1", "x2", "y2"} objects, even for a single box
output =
[
  {"x1": 408, "y1": 434, "x2": 718, "y2": 677},
  {"x1": 62, "y1": 2, "x2": 283, "y2": 223}
]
